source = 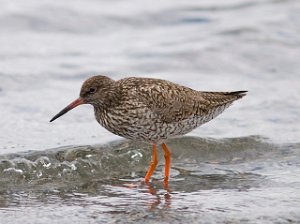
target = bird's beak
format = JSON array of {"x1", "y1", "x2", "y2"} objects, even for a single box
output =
[{"x1": 50, "y1": 98, "x2": 84, "y2": 122}]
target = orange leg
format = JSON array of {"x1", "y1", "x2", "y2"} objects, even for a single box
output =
[
  {"x1": 144, "y1": 144, "x2": 158, "y2": 183},
  {"x1": 161, "y1": 143, "x2": 171, "y2": 187}
]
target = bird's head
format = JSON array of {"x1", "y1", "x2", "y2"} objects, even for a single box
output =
[{"x1": 50, "y1": 75, "x2": 116, "y2": 122}]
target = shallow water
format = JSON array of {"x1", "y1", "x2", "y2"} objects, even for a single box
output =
[
  {"x1": 1, "y1": 136, "x2": 300, "y2": 223},
  {"x1": 1, "y1": 0, "x2": 300, "y2": 223}
]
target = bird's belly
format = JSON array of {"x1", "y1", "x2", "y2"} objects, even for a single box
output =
[
  {"x1": 139, "y1": 116, "x2": 208, "y2": 142},
  {"x1": 96, "y1": 109, "x2": 210, "y2": 143}
]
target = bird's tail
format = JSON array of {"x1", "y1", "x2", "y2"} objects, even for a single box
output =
[
  {"x1": 225, "y1": 91, "x2": 248, "y2": 99},
  {"x1": 199, "y1": 90, "x2": 247, "y2": 108}
]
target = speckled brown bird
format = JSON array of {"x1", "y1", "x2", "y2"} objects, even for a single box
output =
[{"x1": 50, "y1": 75, "x2": 247, "y2": 186}]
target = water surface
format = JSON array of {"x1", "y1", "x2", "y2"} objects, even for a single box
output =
[{"x1": 1, "y1": 136, "x2": 300, "y2": 223}]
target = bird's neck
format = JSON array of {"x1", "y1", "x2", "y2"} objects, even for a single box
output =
[{"x1": 93, "y1": 82, "x2": 121, "y2": 111}]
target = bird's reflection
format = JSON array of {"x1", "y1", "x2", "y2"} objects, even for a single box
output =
[
  {"x1": 145, "y1": 181, "x2": 171, "y2": 210},
  {"x1": 122, "y1": 180, "x2": 172, "y2": 210}
]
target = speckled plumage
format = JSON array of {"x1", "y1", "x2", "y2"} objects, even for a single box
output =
[
  {"x1": 79, "y1": 76, "x2": 246, "y2": 143},
  {"x1": 50, "y1": 75, "x2": 247, "y2": 185}
]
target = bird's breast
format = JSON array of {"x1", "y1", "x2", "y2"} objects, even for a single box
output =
[{"x1": 94, "y1": 105, "x2": 157, "y2": 140}]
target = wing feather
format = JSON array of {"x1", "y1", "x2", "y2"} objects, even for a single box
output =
[{"x1": 120, "y1": 77, "x2": 246, "y2": 123}]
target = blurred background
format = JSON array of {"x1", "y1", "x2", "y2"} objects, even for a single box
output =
[{"x1": 0, "y1": 0, "x2": 300, "y2": 223}]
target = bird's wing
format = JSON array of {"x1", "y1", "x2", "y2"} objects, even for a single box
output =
[
  {"x1": 138, "y1": 83, "x2": 207, "y2": 123},
  {"x1": 134, "y1": 78, "x2": 243, "y2": 123},
  {"x1": 120, "y1": 77, "x2": 246, "y2": 123}
]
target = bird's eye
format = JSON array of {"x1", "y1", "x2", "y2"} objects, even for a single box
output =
[{"x1": 88, "y1": 87, "x2": 96, "y2": 94}]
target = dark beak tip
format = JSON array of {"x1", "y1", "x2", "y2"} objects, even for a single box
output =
[
  {"x1": 49, "y1": 114, "x2": 60, "y2": 123},
  {"x1": 49, "y1": 98, "x2": 83, "y2": 123}
]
